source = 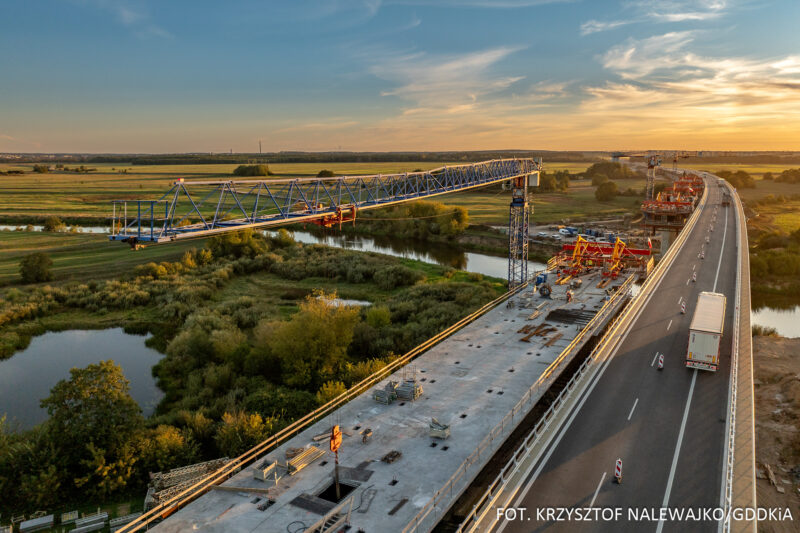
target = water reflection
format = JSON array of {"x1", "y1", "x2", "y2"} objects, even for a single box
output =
[
  {"x1": 0, "y1": 224, "x2": 108, "y2": 234},
  {"x1": 0, "y1": 329, "x2": 164, "y2": 430},
  {"x1": 751, "y1": 305, "x2": 800, "y2": 338},
  {"x1": 278, "y1": 229, "x2": 546, "y2": 279}
]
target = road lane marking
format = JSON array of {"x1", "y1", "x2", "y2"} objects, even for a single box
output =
[
  {"x1": 712, "y1": 206, "x2": 729, "y2": 292},
  {"x1": 651, "y1": 352, "x2": 659, "y2": 367},
  {"x1": 499, "y1": 202, "x2": 705, "y2": 530},
  {"x1": 667, "y1": 319, "x2": 672, "y2": 330},
  {"x1": 686, "y1": 278, "x2": 690, "y2": 285},
  {"x1": 692, "y1": 264, "x2": 695, "y2": 270},
  {"x1": 678, "y1": 296, "x2": 682, "y2": 305},
  {"x1": 627, "y1": 398, "x2": 639, "y2": 421},
  {"x1": 590, "y1": 472, "x2": 606, "y2": 507},
  {"x1": 656, "y1": 369, "x2": 698, "y2": 533}
]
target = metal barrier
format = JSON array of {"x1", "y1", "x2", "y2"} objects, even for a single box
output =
[
  {"x1": 402, "y1": 275, "x2": 636, "y2": 533},
  {"x1": 458, "y1": 181, "x2": 709, "y2": 533},
  {"x1": 119, "y1": 282, "x2": 531, "y2": 532},
  {"x1": 720, "y1": 182, "x2": 750, "y2": 533}
]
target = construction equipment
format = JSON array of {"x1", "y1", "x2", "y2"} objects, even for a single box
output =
[
  {"x1": 429, "y1": 418, "x2": 451, "y2": 440},
  {"x1": 373, "y1": 381, "x2": 399, "y2": 404}
]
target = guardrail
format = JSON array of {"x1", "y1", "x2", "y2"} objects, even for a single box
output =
[
  {"x1": 719, "y1": 181, "x2": 756, "y2": 533},
  {"x1": 458, "y1": 180, "x2": 709, "y2": 532},
  {"x1": 402, "y1": 275, "x2": 636, "y2": 533},
  {"x1": 119, "y1": 281, "x2": 531, "y2": 532}
]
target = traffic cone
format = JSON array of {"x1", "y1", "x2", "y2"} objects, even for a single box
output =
[
  {"x1": 615, "y1": 458, "x2": 623, "y2": 484},
  {"x1": 657, "y1": 353, "x2": 664, "y2": 370},
  {"x1": 681, "y1": 302, "x2": 686, "y2": 314}
]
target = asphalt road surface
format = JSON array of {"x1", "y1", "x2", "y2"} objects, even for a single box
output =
[{"x1": 493, "y1": 178, "x2": 737, "y2": 533}]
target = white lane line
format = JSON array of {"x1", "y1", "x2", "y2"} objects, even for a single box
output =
[
  {"x1": 692, "y1": 264, "x2": 695, "y2": 271},
  {"x1": 712, "y1": 206, "x2": 729, "y2": 292},
  {"x1": 678, "y1": 296, "x2": 682, "y2": 305},
  {"x1": 667, "y1": 319, "x2": 672, "y2": 330},
  {"x1": 655, "y1": 369, "x2": 698, "y2": 533},
  {"x1": 627, "y1": 398, "x2": 639, "y2": 421},
  {"x1": 590, "y1": 472, "x2": 606, "y2": 507},
  {"x1": 686, "y1": 278, "x2": 690, "y2": 285},
  {"x1": 651, "y1": 352, "x2": 659, "y2": 367}
]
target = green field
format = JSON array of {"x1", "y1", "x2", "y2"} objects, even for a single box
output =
[
  {"x1": 0, "y1": 230, "x2": 203, "y2": 285},
  {"x1": 443, "y1": 178, "x2": 645, "y2": 225},
  {"x1": 0, "y1": 161, "x2": 596, "y2": 227}
]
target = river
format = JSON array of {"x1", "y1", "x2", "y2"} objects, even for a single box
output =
[
  {"x1": 280, "y1": 229, "x2": 547, "y2": 280},
  {"x1": 0, "y1": 329, "x2": 164, "y2": 430}
]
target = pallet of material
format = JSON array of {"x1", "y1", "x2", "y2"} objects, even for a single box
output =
[
  {"x1": 396, "y1": 380, "x2": 423, "y2": 400},
  {"x1": 287, "y1": 446, "x2": 326, "y2": 475},
  {"x1": 543, "y1": 332, "x2": 564, "y2": 347}
]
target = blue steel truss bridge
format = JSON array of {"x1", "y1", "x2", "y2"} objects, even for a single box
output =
[{"x1": 109, "y1": 158, "x2": 542, "y2": 286}]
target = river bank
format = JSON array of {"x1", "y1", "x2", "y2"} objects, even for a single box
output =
[{"x1": 752, "y1": 334, "x2": 800, "y2": 532}]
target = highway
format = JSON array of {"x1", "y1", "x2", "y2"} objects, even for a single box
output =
[{"x1": 492, "y1": 178, "x2": 738, "y2": 532}]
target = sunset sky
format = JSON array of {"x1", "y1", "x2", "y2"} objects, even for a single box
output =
[{"x1": 2, "y1": 0, "x2": 799, "y2": 153}]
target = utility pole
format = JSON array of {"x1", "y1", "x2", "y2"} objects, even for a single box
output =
[{"x1": 259, "y1": 140, "x2": 262, "y2": 154}]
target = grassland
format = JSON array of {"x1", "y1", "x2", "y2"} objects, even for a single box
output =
[
  {"x1": 443, "y1": 177, "x2": 645, "y2": 225},
  {"x1": 0, "y1": 230, "x2": 203, "y2": 285},
  {"x1": 0, "y1": 161, "x2": 594, "y2": 225}
]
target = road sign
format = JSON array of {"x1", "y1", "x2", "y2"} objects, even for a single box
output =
[
  {"x1": 615, "y1": 459, "x2": 623, "y2": 483},
  {"x1": 330, "y1": 425, "x2": 342, "y2": 452}
]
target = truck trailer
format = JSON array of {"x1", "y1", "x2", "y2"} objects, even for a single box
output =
[{"x1": 686, "y1": 291, "x2": 726, "y2": 371}]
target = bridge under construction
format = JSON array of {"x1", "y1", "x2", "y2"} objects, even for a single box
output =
[{"x1": 105, "y1": 163, "x2": 755, "y2": 533}]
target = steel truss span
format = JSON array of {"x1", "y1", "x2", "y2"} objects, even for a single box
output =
[{"x1": 109, "y1": 159, "x2": 542, "y2": 243}]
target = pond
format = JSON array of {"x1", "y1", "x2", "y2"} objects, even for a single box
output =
[
  {"x1": 0, "y1": 329, "x2": 164, "y2": 431},
  {"x1": 751, "y1": 305, "x2": 800, "y2": 338},
  {"x1": 278, "y1": 229, "x2": 547, "y2": 280}
]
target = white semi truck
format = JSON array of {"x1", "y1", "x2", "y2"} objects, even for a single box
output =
[{"x1": 686, "y1": 291, "x2": 726, "y2": 371}]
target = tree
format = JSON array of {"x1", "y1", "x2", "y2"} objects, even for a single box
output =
[
  {"x1": 42, "y1": 215, "x2": 65, "y2": 232},
  {"x1": 32, "y1": 164, "x2": 49, "y2": 173},
  {"x1": 595, "y1": 181, "x2": 618, "y2": 202},
  {"x1": 214, "y1": 411, "x2": 274, "y2": 456},
  {"x1": 316, "y1": 381, "x2": 347, "y2": 404},
  {"x1": 19, "y1": 252, "x2": 53, "y2": 283},
  {"x1": 269, "y1": 291, "x2": 361, "y2": 388},
  {"x1": 233, "y1": 164, "x2": 272, "y2": 177},
  {"x1": 762, "y1": 171, "x2": 774, "y2": 181},
  {"x1": 41, "y1": 361, "x2": 143, "y2": 472},
  {"x1": 591, "y1": 174, "x2": 609, "y2": 186},
  {"x1": 207, "y1": 228, "x2": 267, "y2": 258},
  {"x1": 139, "y1": 425, "x2": 199, "y2": 473}
]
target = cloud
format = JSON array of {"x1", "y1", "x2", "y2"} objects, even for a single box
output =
[
  {"x1": 371, "y1": 46, "x2": 526, "y2": 110},
  {"x1": 580, "y1": 19, "x2": 634, "y2": 35},
  {"x1": 573, "y1": 29, "x2": 800, "y2": 146},
  {"x1": 72, "y1": 0, "x2": 172, "y2": 38},
  {"x1": 0, "y1": 134, "x2": 14, "y2": 141},
  {"x1": 582, "y1": 0, "x2": 731, "y2": 35}
]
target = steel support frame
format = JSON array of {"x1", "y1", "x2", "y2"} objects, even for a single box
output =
[
  {"x1": 109, "y1": 159, "x2": 540, "y2": 243},
  {"x1": 507, "y1": 176, "x2": 529, "y2": 288}
]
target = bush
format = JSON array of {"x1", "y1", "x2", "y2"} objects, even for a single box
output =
[
  {"x1": 32, "y1": 164, "x2": 49, "y2": 173},
  {"x1": 591, "y1": 174, "x2": 609, "y2": 186},
  {"x1": 317, "y1": 169, "x2": 336, "y2": 177},
  {"x1": 752, "y1": 324, "x2": 779, "y2": 337},
  {"x1": 42, "y1": 216, "x2": 65, "y2": 232},
  {"x1": 316, "y1": 381, "x2": 347, "y2": 404},
  {"x1": 374, "y1": 265, "x2": 425, "y2": 290},
  {"x1": 19, "y1": 252, "x2": 53, "y2": 283},
  {"x1": 232, "y1": 164, "x2": 273, "y2": 176},
  {"x1": 595, "y1": 181, "x2": 618, "y2": 202}
]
